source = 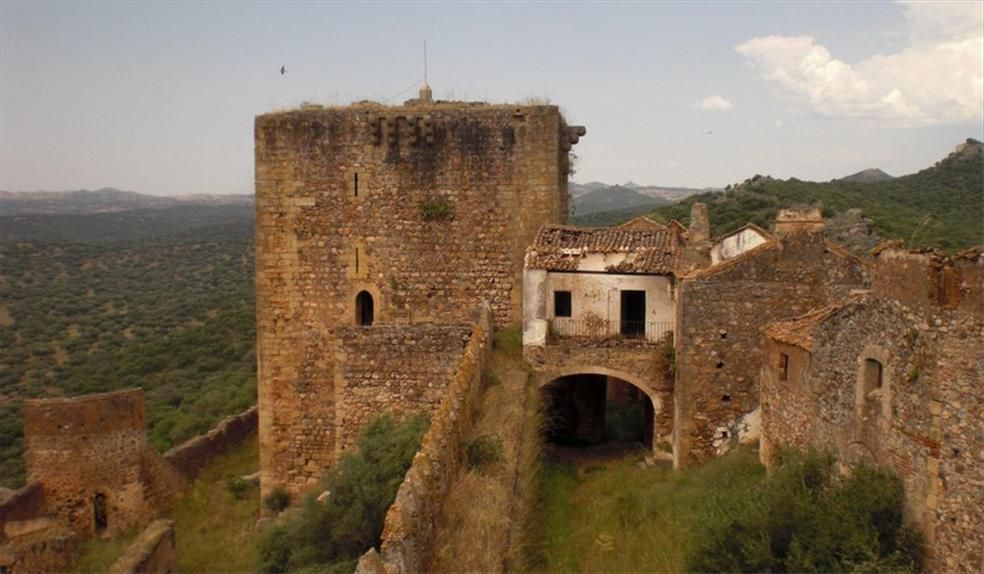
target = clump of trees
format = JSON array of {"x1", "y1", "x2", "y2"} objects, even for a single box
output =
[
  {"x1": 258, "y1": 414, "x2": 428, "y2": 573},
  {"x1": 688, "y1": 451, "x2": 923, "y2": 572}
]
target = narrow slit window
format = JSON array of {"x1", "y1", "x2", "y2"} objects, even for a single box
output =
[
  {"x1": 93, "y1": 493, "x2": 108, "y2": 533},
  {"x1": 864, "y1": 358, "x2": 883, "y2": 393},
  {"x1": 779, "y1": 353, "x2": 789, "y2": 382},
  {"x1": 355, "y1": 247, "x2": 360, "y2": 274},
  {"x1": 354, "y1": 172, "x2": 359, "y2": 197},
  {"x1": 554, "y1": 291, "x2": 572, "y2": 318}
]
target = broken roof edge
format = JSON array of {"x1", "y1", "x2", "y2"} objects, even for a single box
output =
[
  {"x1": 680, "y1": 238, "x2": 780, "y2": 280},
  {"x1": 761, "y1": 293, "x2": 868, "y2": 351}
]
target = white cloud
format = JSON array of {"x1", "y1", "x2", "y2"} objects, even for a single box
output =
[
  {"x1": 694, "y1": 95, "x2": 734, "y2": 111},
  {"x1": 735, "y1": 1, "x2": 983, "y2": 125}
]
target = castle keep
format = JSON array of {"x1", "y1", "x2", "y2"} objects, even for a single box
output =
[{"x1": 254, "y1": 89, "x2": 584, "y2": 494}]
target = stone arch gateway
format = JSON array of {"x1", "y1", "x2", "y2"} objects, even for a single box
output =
[{"x1": 538, "y1": 367, "x2": 665, "y2": 454}]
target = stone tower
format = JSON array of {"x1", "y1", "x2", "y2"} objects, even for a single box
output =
[{"x1": 254, "y1": 89, "x2": 583, "y2": 494}]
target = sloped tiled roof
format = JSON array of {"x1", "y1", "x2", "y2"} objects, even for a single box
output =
[
  {"x1": 525, "y1": 217, "x2": 681, "y2": 274},
  {"x1": 762, "y1": 295, "x2": 864, "y2": 351}
]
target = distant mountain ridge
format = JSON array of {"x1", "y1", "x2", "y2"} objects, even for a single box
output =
[
  {"x1": 839, "y1": 168, "x2": 895, "y2": 183},
  {"x1": 0, "y1": 187, "x2": 253, "y2": 215}
]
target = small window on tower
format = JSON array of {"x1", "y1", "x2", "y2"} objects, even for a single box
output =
[
  {"x1": 779, "y1": 353, "x2": 790, "y2": 382},
  {"x1": 554, "y1": 291, "x2": 572, "y2": 318}
]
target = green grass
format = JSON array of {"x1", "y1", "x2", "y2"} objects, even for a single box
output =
[
  {"x1": 74, "y1": 529, "x2": 140, "y2": 573},
  {"x1": 72, "y1": 434, "x2": 261, "y2": 574},
  {"x1": 167, "y1": 433, "x2": 261, "y2": 573},
  {"x1": 529, "y1": 448, "x2": 767, "y2": 572}
]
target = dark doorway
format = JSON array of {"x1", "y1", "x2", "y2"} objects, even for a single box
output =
[
  {"x1": 93, "y1": 493, "x2": 108, "y2": 534},
  {"x1": 620, "y1": 290, "x2": 646, "y2": 337},
  {"x1": 541, "y1": 374, "x2": 654, "y2": 452},
  {"x1": 355, "y1": 291, "x2": 374, "y2": 326}
]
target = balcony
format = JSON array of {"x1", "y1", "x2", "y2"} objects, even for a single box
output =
[{"x1": 548, "y1": 318, "x2": 673, "y2": 345}]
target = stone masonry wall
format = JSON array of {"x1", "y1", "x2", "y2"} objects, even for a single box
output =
[
  {"x1": 674, "y1": 233, "x2": 869, "y2": 467},
  {"x1": 356, "y1": 306, "x2": 492, "y2": 574},
  {"x1": 22, "y1": 390, "x2": 182, "y2": 538},
  {"x1": 108, "y1": 519, "x2": 176, "y2": 574},
  {"x1": 334, "y1": 323, "x2": 473, "y2": 459},
  {"x1": 0, "y1": 482, "x2": 44, "y2": 542},
  {"x1": 164, "y1": 406, "x2": 257, "y2": 480},
  {"x1": 525, "y1": 343, "x2": 675, "y2": 444},
  {"x1": 255, "y1": 100, "x2": 574, "y2": 495},
  {"x1": 761, "y1": 248, "x2": 984, "y2": 572}
]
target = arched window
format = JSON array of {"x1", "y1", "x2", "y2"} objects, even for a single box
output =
[{"x1": 355, "y1": 291, "x2": 374, "y2": 326}]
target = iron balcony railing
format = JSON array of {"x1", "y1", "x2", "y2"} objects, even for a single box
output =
[{"x1": 548, "y1": 318, "x2": 673, "y2": 344}]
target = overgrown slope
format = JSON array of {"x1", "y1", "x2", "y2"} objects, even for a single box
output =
[
  {"x1": 0, "y1": 211, "x2": 255, "y2": 488},
  {"x1": 647, "y1": 141, "x2": 984, "y2": 252}
]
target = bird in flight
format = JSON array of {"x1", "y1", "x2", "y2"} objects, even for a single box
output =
[
  {"x1": 280, "y1": 65, "x2": 286, "y2": 75},
  {"x1": 706, "y1": 130, "x2": 713, "y2": 135}
]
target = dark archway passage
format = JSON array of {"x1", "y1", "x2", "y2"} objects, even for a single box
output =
[{"x1": 541, "y1": 374, "x2": 655, "y2": 451}]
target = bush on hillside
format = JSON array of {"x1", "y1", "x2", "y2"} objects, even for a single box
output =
[
  {"x1": 687, "y1": 450, "x2": 923, "y2": 572},
  {"x1": 257, "y1": 413, "x2": 428, "y2": 573}
]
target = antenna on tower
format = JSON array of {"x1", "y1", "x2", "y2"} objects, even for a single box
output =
[{"x1": 419, "y1": 41, "x2": 433, "y2": 103}]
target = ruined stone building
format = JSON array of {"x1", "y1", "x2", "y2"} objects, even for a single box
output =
[
  {"x1": 0, "y1": 390, "x2": 256, "y2": 572},
  {"x1": 254, "y1": 88, "x2": 584, "y2": 496},
  {"x1": 761, "y1": 245, "x2": 983, "y2": 572},
  {"x1": 522, "y1": 206, "x2": 870, "y2": 467}
]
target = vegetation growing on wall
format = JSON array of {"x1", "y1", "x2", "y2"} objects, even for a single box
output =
[{"x1": 257, "y1": 414, "x2": 428, "y2": 574}]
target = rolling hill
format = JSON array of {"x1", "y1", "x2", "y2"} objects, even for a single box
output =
[{"x1": 646, "y1": 139, "x2": 984, "y2": 253}]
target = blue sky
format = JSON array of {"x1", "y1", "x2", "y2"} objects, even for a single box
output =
[{"x1": 1, "y1": 1, "x2": 981, "y2": 195}]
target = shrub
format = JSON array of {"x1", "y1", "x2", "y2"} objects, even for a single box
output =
[
  {"x1": 419, "y1": 197, "x2": 453, "y2": 221},
  {"x1": 263, "y1": 487, "x2": 290, "y2": 514},
  {"x1": 257, "y1": 413, "x2": 428, "y2": 573},
  {"x1": 687, "y1": 450, "x2": 923, "y2": 572},
  {"x1": 225, "y1": 477, "x2": 249, "y2": 500},
  {"x1": 463, "y1": 434, "x2": 504, "y2": 471}
]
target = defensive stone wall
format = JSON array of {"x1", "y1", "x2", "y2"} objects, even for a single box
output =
[
  {"x1": 760, "y1": 246, "x2": 984, "y2": 572},
  {"x1": 255, "y1": 96, "x2": 580, "y2": 495},
  {"x1": 355, "y1": 306, "x2": 492, "y2": 574},
  {"x1": 673, "y1": 226, "x2": 869, "y2": 467},
  {"x1": 108, "y1": 519, "x2": 176, "y2": 574},
  {"x1": 164, "y1": 406, "x2": 258, "y2": 480}
]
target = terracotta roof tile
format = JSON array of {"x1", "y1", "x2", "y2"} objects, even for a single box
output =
[
  {"x1": 762, "y1": 295, "x2": 864, "y2": 351},
  {"x1": 525, "y1": 219, "x2": 681, "y2": 274}
]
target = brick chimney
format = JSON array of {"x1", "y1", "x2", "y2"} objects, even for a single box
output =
[{"x1": 688, "y1": 203, "x2": 710, "y2": 244}]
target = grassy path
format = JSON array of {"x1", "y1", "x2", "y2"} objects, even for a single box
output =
[{"x1": 530, "y1": 448, "x2": 765, "y2": 572}]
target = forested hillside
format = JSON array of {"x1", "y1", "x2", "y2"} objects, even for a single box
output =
[
  {"x1": 0, "y1": 207, "x2": 255, "y2": 488},
  {"x1": 647, "y1": 141, "x2": 984, "y2": 252}
]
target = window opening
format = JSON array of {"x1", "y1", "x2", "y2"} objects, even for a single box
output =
[
  {"x1": 354, "y1": 172, "x2": 359, "y2": 197},
  {"x1": 93, "y1": 493, "x2": 108, "y2": 534},
  {"x1": 779, "y1": 353, "x2": 790, "y2": 382},
  {"x1": 620, "y1": 290, "x2": 646, "y2": 337},
  {"x1": 355, "y1": 291, "x2": 374, "y2": 326},
  {"x1": 864, "y1": 358, "x2": 883, "y2": 394},
  {"x1": 355, "y1": 247, "x2": 360, "y2": 274},
  {"x1": 554, "y1": 291, "x2": 572, "y2": 318}
]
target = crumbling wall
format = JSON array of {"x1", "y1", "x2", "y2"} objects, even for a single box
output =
[
  {"x1": 761, "y1": 246, "x2": 984, "y2": 572},
  {"x1": 0, "y1": 525, "x2": 77, "y2": 574},
  {"x1": 255, "y1": 100, "x2": 576, "y2": 495},
  {"x1": 108, "y1": 519, "x2": 176, "y2": 574},
  {"x1": 0, "y1": 482, "x2": 45, "y2": 542},
  {"x1": 164, "y1": 407, "x2": 257, "y2": 480},
  {"x1": 355, "y1": 306, "x2": 492, "y2": 574},
  {"x1": 333, "y1": 323, "x2": 474, "y2": 457},
  {"x1": 22, "y1": 389, "x2": 181, "y2": 538},
  {"x1": 674, "y1": 231, "x2": 869, "y2": 467}
]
